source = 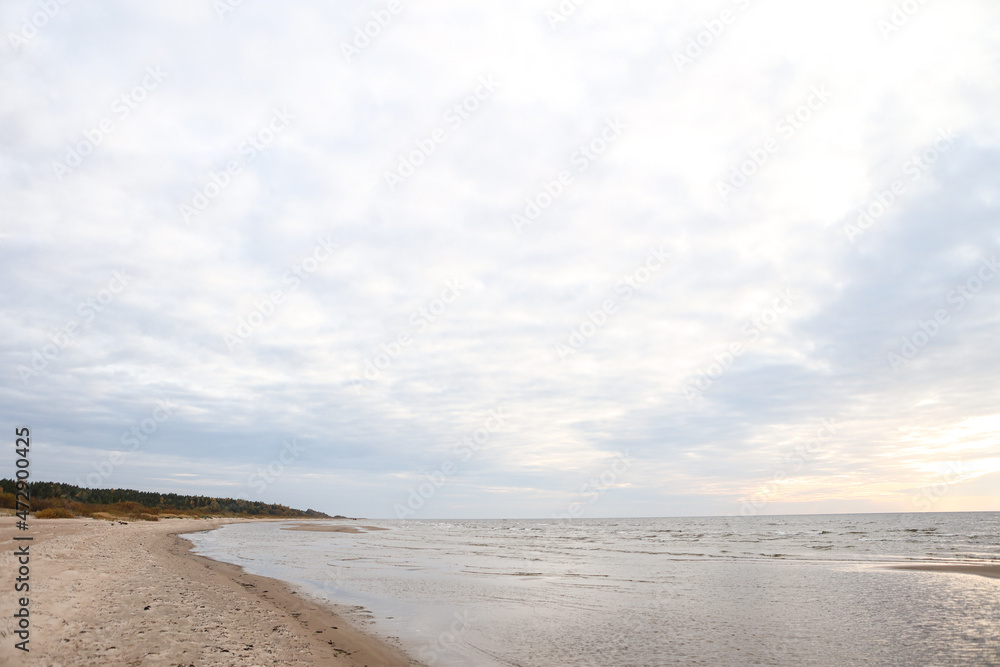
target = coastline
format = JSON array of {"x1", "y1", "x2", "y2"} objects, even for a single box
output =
[{"x1": 0, "y1": 516, "x2": 420, "y2": 666}]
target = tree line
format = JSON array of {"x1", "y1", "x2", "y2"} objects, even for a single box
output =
[{"x1": 0, "y1": 479, "x2": 331, "y2": 519}]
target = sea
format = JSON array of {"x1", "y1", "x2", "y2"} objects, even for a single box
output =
[{"x1": 184, "y1": 513, "x2": 1000, "y2": 666}]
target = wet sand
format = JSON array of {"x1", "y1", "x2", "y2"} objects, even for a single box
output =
[
  {"x1": 0, "y1": 516, "x2": 419, "y2": 666},
  {"x1": 282, "y1": 523, "x2": 389, "y2": 533},
  {"x1": 888, "y1": 563, "x2": 1000, "y2": 579}
]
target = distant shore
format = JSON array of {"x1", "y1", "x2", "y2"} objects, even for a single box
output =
[{"x1": 0, "y1": 516, "x2": 418, "y2": 665}]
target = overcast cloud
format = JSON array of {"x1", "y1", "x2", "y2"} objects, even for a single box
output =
[{"x1": 2, "y1": 0, "x2": 998, "y2": 518}]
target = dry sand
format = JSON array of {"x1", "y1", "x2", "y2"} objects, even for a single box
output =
[
  {"x1": 0, "y1": 517, "x2": 420, "y2": 666},
  {"x1": 888, "y1": 563, "x2": 1000, "y2": 579}
]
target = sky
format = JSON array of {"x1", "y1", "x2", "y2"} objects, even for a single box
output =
[{"x1": 2, "y1": 0, "x2": 999, "y2": 519}]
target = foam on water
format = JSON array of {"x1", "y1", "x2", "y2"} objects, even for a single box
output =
[{"x1": 186, "y1": 513, "x2": 1000, "y2": 666}]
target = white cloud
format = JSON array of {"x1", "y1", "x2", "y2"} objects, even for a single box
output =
[{"x1": 2, "y1": 0, "x2": 999, "y2": 517}]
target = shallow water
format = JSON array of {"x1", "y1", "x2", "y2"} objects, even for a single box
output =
[{"x1": 185, "y1": 513, "x2": 1000, "y2": 666}]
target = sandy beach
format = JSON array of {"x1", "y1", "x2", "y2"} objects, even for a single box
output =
[
  {"x1": 0, "y1": 517, "x2": 419, "y2": 666},
  {"x1": 887, "y1": 563, "x2": 1000, "y2": 579}
]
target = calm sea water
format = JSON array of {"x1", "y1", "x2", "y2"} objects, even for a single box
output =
[{"x1": 185, "y1": 513, "x2": 1000, "y2": 666}]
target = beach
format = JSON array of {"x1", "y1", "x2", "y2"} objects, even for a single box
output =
[
  {"x1": 186, "y1": 514, "x2": 1000, "y2": 666},
  {"x1": 2, "y1": 514, "x2": 998, "y2": 666},
  {"x1": 0, "y1": 517, "x2": 418, "y2": 666}
]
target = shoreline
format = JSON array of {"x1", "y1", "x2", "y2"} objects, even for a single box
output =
[
  {"x1": 0, "y1": 516, "x2": 420, "y2": 666},
  {"x1": 5, "y1": 516, "x2": 996, "y2": 664},
  {"x1": 171, "y1": 520, "x2": 420, "y2": 666}
]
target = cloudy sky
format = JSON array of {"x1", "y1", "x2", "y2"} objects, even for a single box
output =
[{"x1": 2, "y1": 0, "x2": 998, "y2": 519}]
